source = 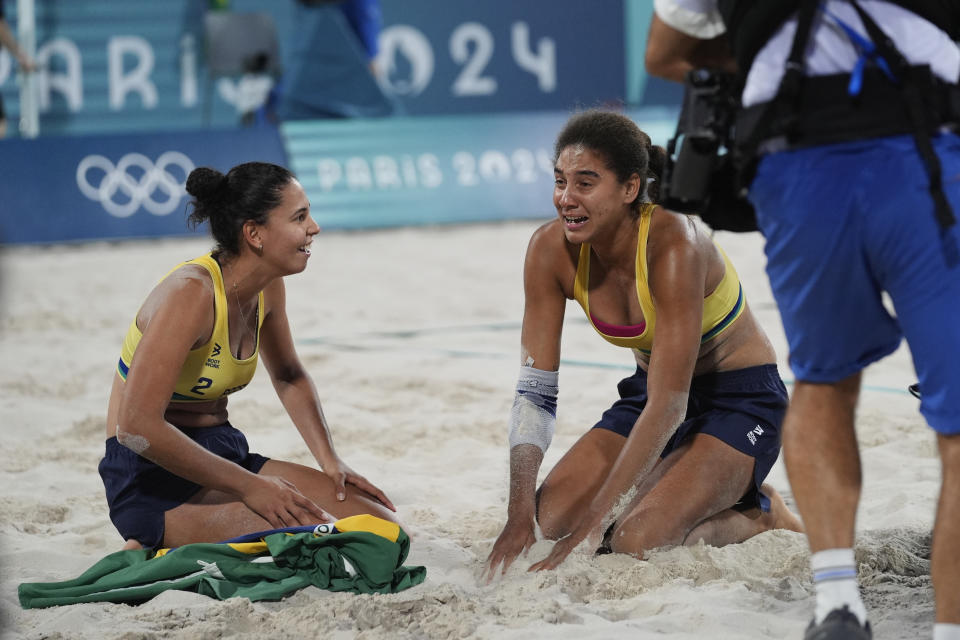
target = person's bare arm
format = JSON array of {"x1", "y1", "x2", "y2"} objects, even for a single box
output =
[
  {"x1": 645, "y1": 12, "x2": 735, "y2": 82},
  {"x1": 484, "y1": 222, "x2": 568, "y2": 581},
  {"x1": 258, "y1": 277, "x2": 395, "y2": 511},
  {"x1": 0, "y1": 20, "x2": 36, "y2": 71}
]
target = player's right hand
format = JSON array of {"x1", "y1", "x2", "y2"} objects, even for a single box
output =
[
  {"x1": 482, "y1": 516, "x2": 537, "y2": 584},
  {"x1": 242, "y1": 474, "x2": 332, "y2": 528}
]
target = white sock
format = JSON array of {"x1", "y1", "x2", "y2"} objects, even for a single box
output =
[
  {"x1": 811, "y1": 548, "x2": 868, "y2": 626},
  {"x1": 934, "y1": 624, "x2": 960, "y2": 640}
]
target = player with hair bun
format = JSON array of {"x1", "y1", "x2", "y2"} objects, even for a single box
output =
[{"x1": 98, "y1": 161, "x2": 396, "y2": 551}]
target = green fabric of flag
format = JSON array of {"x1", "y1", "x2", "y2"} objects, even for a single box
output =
[{"x1": 19, "y1": 527, "x2": 426, "y2": 609}]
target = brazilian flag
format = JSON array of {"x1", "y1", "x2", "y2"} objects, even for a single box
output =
[{"x1": 19, "y1": 515, "x2": 426, "y2": 608}]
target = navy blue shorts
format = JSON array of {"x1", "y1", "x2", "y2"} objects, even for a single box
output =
[
  {"x1": 98, "y1": 422, "x2": 269, "y2": 550},
  {"x1": 592, "y1": 364, "x2": 787, "y2": 511}
]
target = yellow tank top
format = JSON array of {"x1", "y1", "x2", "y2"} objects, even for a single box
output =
[
  {"x1": 572, "y1": 203, "x2": 744, "y2": 355},
  {"x1": 117, "y1": 254, "x2": 264, "y2": 402}
]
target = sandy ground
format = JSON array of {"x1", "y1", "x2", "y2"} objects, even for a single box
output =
[{"x1": 0, "y1": 220, "x2": 937, "y2": 639}]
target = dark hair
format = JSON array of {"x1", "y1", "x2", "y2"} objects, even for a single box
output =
[
  {"x1": 185, "y1": 162, "x2": 295, "y2": 257},
  {"x1": 554, "y1": 109, "x2": 666, "y2": 214}
]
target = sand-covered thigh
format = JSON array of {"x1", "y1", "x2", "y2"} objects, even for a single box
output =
[{"x1": 0, "y1": 223, "x2": 937, "y2": 639}]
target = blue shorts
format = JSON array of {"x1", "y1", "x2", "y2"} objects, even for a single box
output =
[
  {"x1": 98, "y1": 422, "x2": 269, "y2": 550},
  {"x1": 592, "y1": 364, "x2": 787, "y2": 512},
  {"x1": 750, "y1": 133, "x2": 960, "y2": 434}
]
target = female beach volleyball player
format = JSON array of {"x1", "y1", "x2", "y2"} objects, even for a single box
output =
[
  {"x1": 485, "y1": 110, "x2": 802, "y2": 578},
  {"x1": 99, "y1": 162, "x2": 396, "y2": 550}
]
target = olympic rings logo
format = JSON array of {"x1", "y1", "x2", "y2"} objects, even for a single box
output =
[{"x1": 76, "y1": 151, "x2": 195, "y2": 218}]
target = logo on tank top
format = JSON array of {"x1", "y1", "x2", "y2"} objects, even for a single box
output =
[
  {"x1": 746, "y1": 424, "x2": 764, "y2": 446},
  {"x1": 206, "y1": 343, "x2": 222, "y2": 369}
]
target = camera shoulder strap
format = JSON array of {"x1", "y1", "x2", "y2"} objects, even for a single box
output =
[
  {"x1": 847, "y1": 0, "x2": 955, "y2": 229},
  {"x1": 734, "y1": 0, "x2": 819, "y2": 163}
]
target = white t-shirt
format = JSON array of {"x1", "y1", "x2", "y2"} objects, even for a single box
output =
[{"x1": 653, "y1": 0, "x2": 960, "y2": 106}]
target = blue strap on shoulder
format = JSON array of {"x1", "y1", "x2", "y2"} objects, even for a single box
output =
[
  {"x1": 820, "y1": 3, "x2": 898, "y2": 96},
  {"x1": 820, "y1": 3, "x2": 896, "y2": 96}
]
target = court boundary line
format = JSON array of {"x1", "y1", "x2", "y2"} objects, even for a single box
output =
[{"x1": 297, "y1": 321, "x2": 914, "y2": 397}]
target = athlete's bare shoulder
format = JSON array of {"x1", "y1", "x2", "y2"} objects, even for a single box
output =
[
  {"x1": 649, "y1": 205, "x2": 700, "y2": 242},
  {"x1": 525, "y1": 219, "x2": 578, "y2": 299},
  {"x1": 528, "y1": 218, "x2": 578, "y2": 264},
  {"x1": 153, "y1": 263, "x2": 214, "y2": 302},
  {"x1": 136, "y1": 262, "x2": 215, "y2": 333},
  {"x1": 648, "y1": 205, "x2": 715, "y2": 265}
]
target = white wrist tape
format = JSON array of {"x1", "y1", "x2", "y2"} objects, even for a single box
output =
[{"x1": 508, "y1": 366, "x2": 559, "y2": 453}]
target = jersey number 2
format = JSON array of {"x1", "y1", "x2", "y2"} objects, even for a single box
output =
[{"x1": 191, "y1": 377, "x2": 213, "y2": 395}]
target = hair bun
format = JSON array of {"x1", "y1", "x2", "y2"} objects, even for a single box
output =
[{"x1": 186, "y1": 167, "x2": 227, "y2": 200}]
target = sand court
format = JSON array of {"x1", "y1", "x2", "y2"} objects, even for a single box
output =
[{"x1": 0, "y1": 221, "x2": 937, "y2": 639}]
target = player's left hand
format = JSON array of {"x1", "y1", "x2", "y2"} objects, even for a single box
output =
[
  {"x1": 528, "y1": 519, "x2": 604, "y2": 571},
  {"x1": 324, "y1": 459, "x2": 397, "y2": 512}
]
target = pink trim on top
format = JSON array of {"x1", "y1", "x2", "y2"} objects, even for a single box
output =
[{"x1": 590, "y1": 313, "x2": 645, "y2": 338}]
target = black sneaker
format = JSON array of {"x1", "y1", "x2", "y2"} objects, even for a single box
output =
[{"x1": 804, "y1": 606, "x2": 872, "y2": 640}]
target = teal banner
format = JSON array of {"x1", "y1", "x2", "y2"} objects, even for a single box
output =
[{"x1": 283, "y1": 108, "x2": 680, "y2": 229}]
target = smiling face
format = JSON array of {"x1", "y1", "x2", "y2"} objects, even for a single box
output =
[
  {"x1": 258, "y1": 179, "x2": 319, "y2": 274},
  {"x1": 553, "y1": 144, "x2": 641, "y2": 244}
]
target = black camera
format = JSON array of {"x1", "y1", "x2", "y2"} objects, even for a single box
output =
[{"x1": 661, "y1": 69, "x2": 758, "y2": 232}]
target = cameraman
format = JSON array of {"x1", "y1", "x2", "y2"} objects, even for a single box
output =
[{"x1": 646, "y1": 2, "x2": 960, "y2": 640}]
